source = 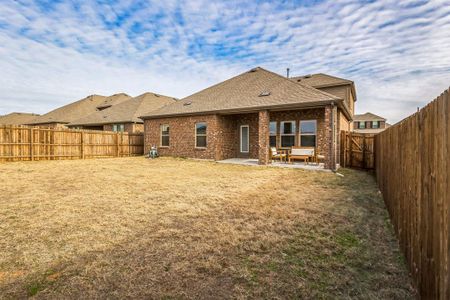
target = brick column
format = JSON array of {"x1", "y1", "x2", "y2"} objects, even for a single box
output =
[
  {"x1": 258, "y1": 110, "x2": 270, "y2": 165},
  {"x1": 324, "y1": 105, "x2": 337, "y2": 170}
]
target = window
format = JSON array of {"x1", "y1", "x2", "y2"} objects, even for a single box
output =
[
  {"x1": 112, "y1": 124, "x2": 124, "y2": 132},
  {"x1": 372, "y1": 121, "x2": 379, "y2": 129},
  {"x1": 195, "y1": 122, "x2": 207, "y2": 148},
  {"x1": 358, "y1": 122, "x2": 365, "y2": 129},
  {"x1": 300, "y1": 120, "x2": 317, "y2": 147},
  {"x1": 269, "y1": 121, "x2": 277, "y2": 147},
  {"x1": 240, "y1": 125, "x2": 249, "y2": 153},
  {"x1": 280, "y1": 121, "x2": 295, "y2": 147},
  {"x1": 160, "y1": 124, "x2": 169, "y2": 147}
]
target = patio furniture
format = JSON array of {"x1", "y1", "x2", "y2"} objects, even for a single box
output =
[
  {"x1": 269, "y1": 147, "x2": 287, "y2": 163},
  {"x1": 288, "y1": 146, "x2": 315, "y2": 164}
]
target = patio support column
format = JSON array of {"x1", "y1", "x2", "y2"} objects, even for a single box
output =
[
  {"x1": 324, "y1": 104, "x2": 337, "y2": 170},
  {"x1": 258, "y1": 110, "x2": 270, "y2": 165}
]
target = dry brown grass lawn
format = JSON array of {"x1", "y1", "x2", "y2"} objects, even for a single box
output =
[{"x1": 0, "y1": 157, "x2": 414, "y2": 299}]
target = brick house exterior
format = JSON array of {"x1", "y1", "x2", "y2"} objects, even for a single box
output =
[
  {"x1": 144, "y1": 106, "x2": 337, "y2": 168},
  {"x1": 141, "y1": 68, "x2": 356, "y2": 170}
]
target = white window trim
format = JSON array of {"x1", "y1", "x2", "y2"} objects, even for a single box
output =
[
  {"x1": 299, "y1": 120, "x2": 317, "y2": 147},
  {"x1": 280, "y1": 120, "x2": 296, "y2": 147},
  {"x1": 160, "y1": 124, "x2": 169, "y2": 147},
  {"x1": 195, "y1": 122, "x2": 207, "y2": 149},
  {"x1": 359, "y1": 122, "x2": 366, "y2": 129},
  {"x1": 240, "y1": 125, "x2": 249, "y2": 153},
  {"x1": 372, "y1": 121, "x2": 379, "y2": 128}
]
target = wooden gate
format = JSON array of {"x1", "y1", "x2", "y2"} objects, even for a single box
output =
[{"x1": 340, "y1": 131, "x2": 375, "y2": 170}]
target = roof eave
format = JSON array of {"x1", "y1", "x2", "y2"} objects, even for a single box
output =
[{"x1": 140, "y1": 99, "x2": 344, "y2": 120}]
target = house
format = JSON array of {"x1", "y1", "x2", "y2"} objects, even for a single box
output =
[
  {"x1": 353, "y1": 112, "x2": 390, "y2": 134},
  {"x1": 68, "y1": 92, "x2": 177, "y2": 133},
  {"x1": 0, "y1": 112, "x2": 40, "y2": 125},
  {"x1": 290, "y1": 73, "x2": 357, "y2": 131},
  {"x1": 140, "y1": 67, "x2": 357, "y2": 170},
  {"x1": 26, "y1": 93, "x2": 131, "y2": 128}
]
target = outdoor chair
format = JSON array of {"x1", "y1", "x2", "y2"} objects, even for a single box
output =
[
  {"x1": 269, "y1": 147, "x2": 287, "y2": 163},
  {"x1": 288, "y1": 146, "x2": 315, "y2": 164}
]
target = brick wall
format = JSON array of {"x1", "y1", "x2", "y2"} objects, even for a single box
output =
[
  {"x1": 144, "y1": 115, "x2": 220, "y2": 160},
  {"x1": 144, "y1": 107, "x2": 338, "y2": 169}
]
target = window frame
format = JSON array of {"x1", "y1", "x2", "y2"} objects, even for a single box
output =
[
  {"x1": 269, "y1": 121, "x2": 277, "y2": 147},
  {"x1": 112, "y1": 124, "x2": 124, "y2": 132},
  {"x1": 280, "y1": 120, "x2": 296, "y2": 148},
  {"x1": 372, "y1": 121, "x2": 379, "y2": 129},
  {"x1": 299, "y1": 120, "x2": 317, "y2": 147},
  {"x1": 160, "y1": 124, "x2": 170, "y2": 147},
  {"x1": 240, "y1": 125, "x2": 249, "y2": 153},
  {"x1": 358, "y1": 122, "x2": 366, "y2": 129},
  {"x1": 195, "y1": 122, "x2": 207, "y2": 149}
]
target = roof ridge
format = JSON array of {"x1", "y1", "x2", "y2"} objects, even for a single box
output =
[{"x1": 259, "y1": 68, "x2": 342, "y2": 101}]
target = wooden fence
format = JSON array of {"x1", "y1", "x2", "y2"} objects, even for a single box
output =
[
  {"x1": 375, "y1": 88, "x2": 449, "y2": 299},
  {"x1": 340, "y1": 131, "x2": 375, "y2": 170},
  {"x1": 0, "y1": 125, "x2": 144, "y2": 162}
]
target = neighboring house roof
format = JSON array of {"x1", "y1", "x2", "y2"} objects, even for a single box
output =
[
  {"x1": 141, "y1": 67, "x2": 342, "y2": 119},
  {"x1": 354, "y1": 112, "x2": 386, "y2": 122},
  {"x1": 291, "y1": 73, "x2": 357, "y2": 101},
  {"x1": 0, "y1": 112, "x2": 40, "y2": 125},
  {"x1": 27, "y1": 94, "x2": 131, "y2": 125},
  {"x1": 69, "y1": 93, "x2": 177, "y2": 126}
]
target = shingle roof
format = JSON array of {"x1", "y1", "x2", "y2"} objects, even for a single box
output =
[
  {"x1": 354, "y1": 112, "x2": 386, "y2": 121},
  {"x1": 27, "y1": 94, "x2": 131, "y2": 125},
  {"x1": 0, "y1": 112, "x2": 40, "y2": 125},
  {"x1": 290, "y1": 73, "x2": 353, "y2": 87},
  {"x1": 69, "y1": 93, "x2": 177, "y2": 126},
  {"x1": 141, "y1": 67, "x2": 341, "y2": 119}
]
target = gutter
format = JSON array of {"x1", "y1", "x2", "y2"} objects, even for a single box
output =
[{"x1": 140, "y1": 99, "x2": 344, "y2": 120}]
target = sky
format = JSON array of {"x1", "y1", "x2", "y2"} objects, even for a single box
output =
[{"x1": 0, "y1": 0, "x2": 449, "y2": 123}]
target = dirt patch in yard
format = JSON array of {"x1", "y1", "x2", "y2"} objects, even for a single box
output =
[{"x1": 0, "y1": 157, "x2": 415, "y2": 298}]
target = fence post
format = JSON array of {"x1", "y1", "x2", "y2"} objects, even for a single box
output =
[
  {"x1": 30, "y1": 127, "x2": 34, "y2": 161},
  {"x1": 349, "y1": 131, "x2": 353, "y2": 168},
  {"x1": 81, "y1": 131, "x2": 85, "y2": 159},
  {"x1": 362, "y1": 134, "x2": 366, "y2": 169},
  {"x1": 116, "y1": 132, "x2": 120, "y2": 157}
]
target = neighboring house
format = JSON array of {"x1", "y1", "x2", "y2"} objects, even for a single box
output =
[
  {"x1": 68, "y1": 92, "x2": 177, "y2": 133},
  {"x1": 140, "y1": 67, "x2": 357, "y2": 170},
  {"x1": 0, "y1": 112, "x2": 40, "y2": 125},
  {"x1": 290, "y1": 73, "x2": 357, "y2": 131},
  {"x1": 26, "y1": 93, "x2": 131, "y2": 128},
  {"x1": 353, "y1": 112, "x2": 390, "y2": 134}
]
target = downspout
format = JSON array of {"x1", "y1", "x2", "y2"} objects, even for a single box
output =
[{"x1": 330, "y1": 102, "x2": 336, "y2": 172}]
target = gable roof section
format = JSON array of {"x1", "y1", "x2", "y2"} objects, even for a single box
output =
[
  {"x1": 0, "y1": 112, "x2": 40, "y2": 125},
  {"x1": 291, "y1": 73, "x2": 352, "y2": 87},
  {"x1": 141, "y1": 67, "x2": 341, "y2": 119},
  {"x1": 354, "y1": 112, "x2": 386, "y2": 122},
  {"x1": 69, "y1": 93, "x2": 177, "y2": 126},
  {"x1": 27, "y1": 93, "x2": 131, "y2": 125},
  {"x1": 291, "y1": 73, "x2": 357, "y2": 101}
]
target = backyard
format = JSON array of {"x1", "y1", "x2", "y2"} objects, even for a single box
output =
[{"x1": 0, "y1": 157, "x2": 414, "y2": 298}]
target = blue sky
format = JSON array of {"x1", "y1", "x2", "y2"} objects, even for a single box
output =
[{"x1": 1, "y1": 0, "x2": 449, "y2": 123}]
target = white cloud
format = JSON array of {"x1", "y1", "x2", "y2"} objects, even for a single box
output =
[{"x1": 0, "y1": 0, "x2": 449, "y2": 123}]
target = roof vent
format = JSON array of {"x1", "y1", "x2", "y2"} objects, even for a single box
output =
[
  {"x1": 154, "y1": 93, "x2": 160, "y2": 97},
  {"x1": 259, "y1": 91, "x2": 271, "y2": 97},
  {"x1": 183, "y1": 101, "x2": 192, "y2": 106},
  {"x1": 249, "y1": 68, "x2": 258, "y2": 73},
  {"x1": 304, "y1": 74, "x2": 312, "y2": 78}
]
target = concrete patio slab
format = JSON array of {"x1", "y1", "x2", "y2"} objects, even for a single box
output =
[{"x1": 216, "y1": 158, "x2": 330, "y2": 172}]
